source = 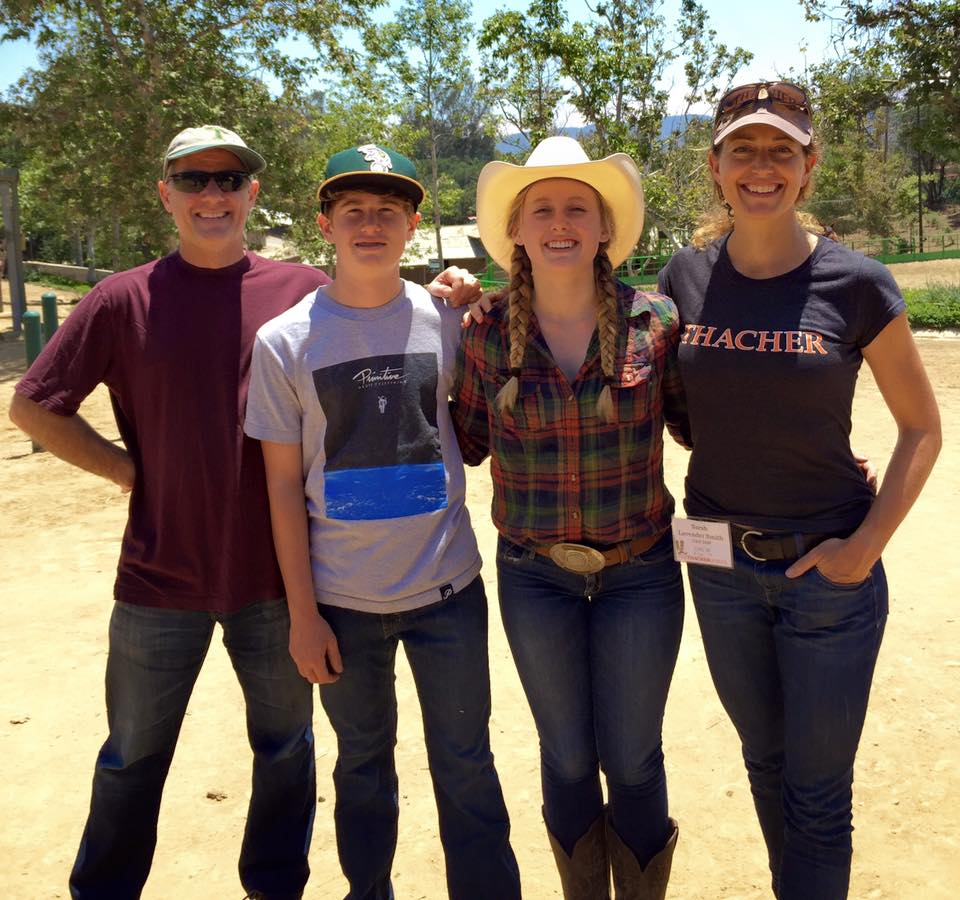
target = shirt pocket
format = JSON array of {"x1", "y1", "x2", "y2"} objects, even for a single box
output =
[
  {"x1": 611, "y1": 357, "x2": 652, "y2": 424},
  {"x1": 492, "y1": 376, "x2": 555, "y2": 433}
]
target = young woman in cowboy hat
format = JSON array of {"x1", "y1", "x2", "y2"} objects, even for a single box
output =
[
  {"x1": 452, "y1": 136, "x2": 689, "y2": 899},
  {"x1": 658, "y1": 81, "x2": 941, "y2": 899}
]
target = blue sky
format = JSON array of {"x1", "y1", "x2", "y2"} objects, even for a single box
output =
[{"x1": 0, "y1": 0, "x2": 836, "y2": 113}]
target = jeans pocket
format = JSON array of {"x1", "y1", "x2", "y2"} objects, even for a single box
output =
[
  {"x1": 625, "y1": 530, "x2": 674, "y2": 567},
  {"x1": 810, "y1": 564, "x2": 871, "y2": 591},
  {"x1": 497, "y1": 535, "x2": 532, "y2": 565}
]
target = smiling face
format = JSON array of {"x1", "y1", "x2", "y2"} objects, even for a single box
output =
[
  {"x1": 511, "y1": 178, "x2": 610, "y2": 275},
  {"x1": 709, "y1": 124, "x2": 816, "y2": 224},
  {"x1": 317, "y1": 189, "x2": 419, "y2": 274},
  {"x1": 157, "y1": 148, "x2": 259, "y2": 268}
]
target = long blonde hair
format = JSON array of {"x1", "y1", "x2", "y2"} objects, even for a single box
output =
[
  {"x1": 494, "y1": 183, "x2": 620, "y2": 424},
  {"x1": 690, "y1": 133, "x2": 825, "y2": 249}
]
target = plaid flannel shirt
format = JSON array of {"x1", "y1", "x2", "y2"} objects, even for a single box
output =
[{"x1": 452, "y1": 282, "x2": 691, "y2": 548}]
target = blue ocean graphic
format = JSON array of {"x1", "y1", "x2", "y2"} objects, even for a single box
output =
[{"x1": 325, "y1": 462, "x2": 447, "y2": 520}]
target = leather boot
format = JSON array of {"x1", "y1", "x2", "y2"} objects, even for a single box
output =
[
  {"x1": 546, "y1": 813, "x2": 610, "y2": 900},
  {"x1": 606, "y1": 817, "x2": 678, "y2": 900}
]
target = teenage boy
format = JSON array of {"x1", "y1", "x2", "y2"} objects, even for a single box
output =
[{"x1": 244, "y1": 145, "x2": 521, "y2": 900}]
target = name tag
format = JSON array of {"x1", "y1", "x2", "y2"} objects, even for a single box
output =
[{"x1": 671, "y1": 516, "x2": 734, "y2": 569}]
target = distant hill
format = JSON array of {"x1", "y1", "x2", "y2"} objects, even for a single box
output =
[{"x1": 494, "y1": 115, "x2": 709, "y2": 155}]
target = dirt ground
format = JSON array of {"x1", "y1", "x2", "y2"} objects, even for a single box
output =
[{"x1": 0, "y1": 283, "x2": 958, "y2": 899}]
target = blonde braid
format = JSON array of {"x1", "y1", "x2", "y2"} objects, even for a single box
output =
[
  {"x1": 594, "y1": 245, "x2": 619, "y2": 424},
  {"x1": 494, "y1": 244, "x2": 535, "y2": 414}
]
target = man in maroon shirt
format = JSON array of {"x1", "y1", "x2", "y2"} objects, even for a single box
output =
[{"x1": 9, "y1": 125, "x2": 478, "y2": 899}]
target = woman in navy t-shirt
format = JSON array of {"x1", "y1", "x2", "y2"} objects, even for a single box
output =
[{"x1": 659, "y1": 82, "x2": 941, "y2": 899}]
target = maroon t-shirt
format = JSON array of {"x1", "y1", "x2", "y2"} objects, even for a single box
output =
[{"x1": 16, "y1": 251, "x2": 330, "y2": 612}]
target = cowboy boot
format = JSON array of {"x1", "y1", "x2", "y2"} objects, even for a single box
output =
[
  {"x1": 606, "y1": 817, "x2": 678, "y2": 900},
  {"x1": 546, "y1": 813, "x2": 610, "y2": 900}
]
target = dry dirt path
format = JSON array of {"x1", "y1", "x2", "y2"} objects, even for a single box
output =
[{"x1": 0, "y1": 292, "x2": 957, "y2": 899}]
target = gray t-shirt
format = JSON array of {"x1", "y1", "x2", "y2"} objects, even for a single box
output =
[
  {"x1": 658, "y1": 236, "x2": 905, "y2": 532},
  {"x1": 245, "y1": 280, "x2": 481, "y2": 613}
]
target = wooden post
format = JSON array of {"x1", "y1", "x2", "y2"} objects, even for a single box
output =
[{"x1": 0, "y1": 169, "x2": 28, "y2": 335}]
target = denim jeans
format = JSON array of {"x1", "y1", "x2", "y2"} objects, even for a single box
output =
[
  {"x1": 496, "y1": 531, "x2": 684, "y2": 866},
  {"x1": 69, "y1": 599, "x2": 315, "y2": 900},
  {"x1": 317, "y1": 577, "x2": 520, "y2": 900},
  {"x1": 688, "y1": 548, "x2": 888, "y2": 900}
]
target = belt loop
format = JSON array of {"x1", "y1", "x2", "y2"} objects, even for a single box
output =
[
  {"x1": 617, "y1": 541, "x2": 629, "y2": 565},
  {"x1": 793, "y1": 534, "x2": 806, "y2": 559}
]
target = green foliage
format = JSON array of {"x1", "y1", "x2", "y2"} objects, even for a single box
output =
[
  {"x1": 902, "y1": 284, "x2": 960, "y2": 330},
  {"x1": 551, "y1": 0, "x2": 750, "y2": 163},
  {"x1": 0, "y1": 0, "x2": 382, "y2": 267},
  {"x1": 23, "y1": 270, "x2": 93, "y2": 296},
  {"x1": 476, "y1": 0, "x2": 750, "y2": 245},
  {"x1": 802, "y1": 1, "x2": 960, "y2": 229},
  {"x1": 478, "y1": 0, "x2": 568, "y2": 148},
  {"x1": 284, "y1": 83, "x2": 408, "y2": 265},
  {"x1": 377, "y1": 0, "x2": 475, "y2": 260},
  {"x1": 806, "y1": 60, "x2": 922, "y2": 237},
  {"x1": 641, "y1": 118, "x2": 715, "y2": 249}
]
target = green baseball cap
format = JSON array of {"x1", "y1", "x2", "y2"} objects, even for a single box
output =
[
  {"x1": 317, "y1": 144, "x2": 425, "y2": 209},
  {"x1": 162, "y1": 125, "x2": 266, "y2": 176}
]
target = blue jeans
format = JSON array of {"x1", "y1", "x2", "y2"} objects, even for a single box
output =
[
  {"x1": 70, "y1": 599, "x2": 315, "y2": 900},
  {"x1": 317, "y1": 577, "x2": 520, "y2": 900},
  {"x1": 688, "y1": 548, "x2": 888, "y2": 900},
  {"x1": 496, "y1": 531, "x2": 684, "y2": 866}
]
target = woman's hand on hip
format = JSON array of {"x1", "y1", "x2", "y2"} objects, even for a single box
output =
[{"x1": 785, "y1": 536, "x2": 875, "y2": 585}]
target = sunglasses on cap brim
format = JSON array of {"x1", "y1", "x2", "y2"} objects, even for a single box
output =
[
  {"x1": 165, "y1": 170, "x2": 251, "y2": 193},
  {"x1": 714, "y1": 82, "x2": 810, "y2": 129}
]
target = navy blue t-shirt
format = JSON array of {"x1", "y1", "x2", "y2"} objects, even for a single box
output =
[{"x1": 658, "y1": 235, "x2": 905, "y2": 532}]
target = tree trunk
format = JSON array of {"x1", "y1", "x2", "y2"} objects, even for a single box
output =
[
  {"x1": 430, "y1": 124, "x2": 443, "y2": 267},
  {"x1": 86, "y1": 225, "x2": 97, "y2": 284}
]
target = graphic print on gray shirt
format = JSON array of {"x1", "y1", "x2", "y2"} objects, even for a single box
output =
[
  {"x1": 312, "y1": 352, "x2": 446, "y2": 519},
  {"x1": 244, "y1": 280, "x2": 481, "y2": 613}
]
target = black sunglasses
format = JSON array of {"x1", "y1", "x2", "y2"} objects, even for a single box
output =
[
  {"x1": 715, "y1": 81, "x2": 810, "y2": 127},
  {"x1": 165, "y1": 170, "x2": 251, "y2": 193}
]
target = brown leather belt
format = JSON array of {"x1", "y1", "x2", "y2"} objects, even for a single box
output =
[{"x1": 535, "y1": 532, "x2": 664, "y2": 575}]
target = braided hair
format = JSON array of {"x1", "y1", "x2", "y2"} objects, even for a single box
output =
[
  {"x1": 594, "y1": 244, "x2": 619, "y2": 424},
  {"x1": 495, "y1": 183, "x2": 619, "y2": 424}
]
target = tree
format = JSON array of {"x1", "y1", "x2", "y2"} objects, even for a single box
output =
[
  {"x1": 0, "y1": 0, "x2": 382, "y2": 267},
  {"x1": 285, "y1": 81, "x2": 407, "y2": 266},
  {"x1": 808, "y1": 57, "x2": 916, "y2": 236},
  {"x1": 378, "y1": 0, "x2": 473, "y2": 264},
  {"x1": 478, "y1": 0, "x2": 568, "y2": 150},
  {"x1": 477, "y1": 0, "x2": 750, "y2": 248},
  {"x1": 803, "y1": 0, "x2": 960, "y2": 132},
  {"x1": 802, "y1": 0, "x2": 960, "y2": 216},
  {"x1": 550, "y1": 0, "x2": 751, "y2": 164}
]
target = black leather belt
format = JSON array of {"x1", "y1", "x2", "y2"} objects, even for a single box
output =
[{"x1": 730, "y1": 524, "x2": 843, "y2": 562}]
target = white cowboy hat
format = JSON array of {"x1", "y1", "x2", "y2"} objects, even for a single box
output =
[{"x1": 476, "y1": 136, "x2": 644, "y2": 271}]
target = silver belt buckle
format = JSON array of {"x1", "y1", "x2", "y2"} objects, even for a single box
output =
[
  {"x1": 548, "y1": 543, "x2": 607, "y2": 574},
  {"x1": 738, "y1": 530, "x2": 767, "y2": 561}
]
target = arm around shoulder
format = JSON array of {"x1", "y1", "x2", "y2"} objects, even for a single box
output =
[{"x1": 9, "y1": 392, "x2": 135, "y2": 492}]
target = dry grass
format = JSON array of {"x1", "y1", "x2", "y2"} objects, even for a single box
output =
[{"x1": 886, "y1": 258, "x2": 960, "y2": 290}]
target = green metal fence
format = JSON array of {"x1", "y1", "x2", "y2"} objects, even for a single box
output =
[
  {"x1": 846, "y1": 232, "x2": 960, "y2": 261},
  {"x1": 478, "y1": 231, "x2": 960, "y2": 292},
  {"x1": 478, "y1": 253, "x2": 671, "y2": 290}
]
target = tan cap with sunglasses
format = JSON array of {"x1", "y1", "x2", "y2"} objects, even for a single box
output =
[
  {"x1": 713, "y1": 82, "x2": 813, "y2": 147},
  {"x1": 162, "y1": 125, "x2": 266, "y2": 176}
]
